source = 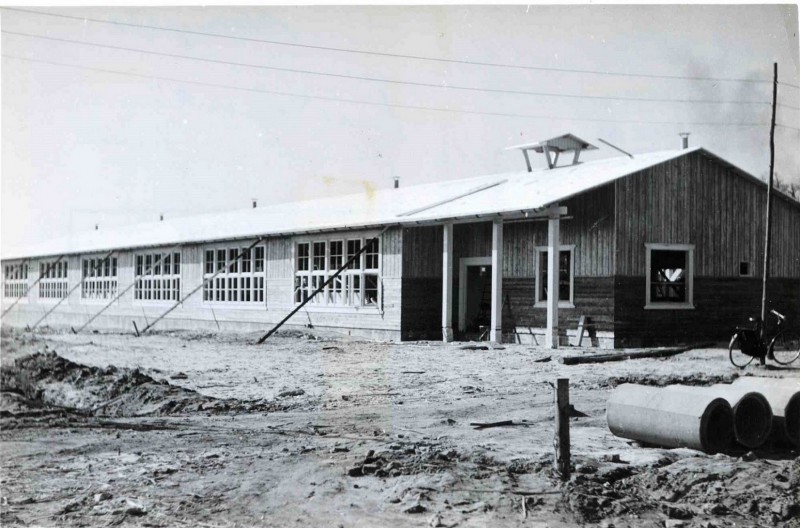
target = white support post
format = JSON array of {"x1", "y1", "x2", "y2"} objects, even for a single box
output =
[
  {"x1": 490, "y1": 219, "x2": 504, "y2": 343},
  {"x1": 546, "y1": 203, "x2": 561, "y2": 349},
  {"x1": 442, "y1": 222, "x2": 454, "y2": 342}
]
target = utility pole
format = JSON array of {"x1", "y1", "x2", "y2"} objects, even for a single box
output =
[{"x1": 760, "y1": 62, "x2": 777, "y2": 335}]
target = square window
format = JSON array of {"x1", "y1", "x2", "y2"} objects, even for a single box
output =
[
  {"x1": 646, "y1": 245, "x2": 694, "y2": 309},
  {"x1": 739, "y1": 261, "x2": 751, "y2": 277}
]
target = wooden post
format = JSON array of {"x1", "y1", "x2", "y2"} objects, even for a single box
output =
[
  {"x1": 761, "y1": 62, "x2": 778, "y2": 334},
  {"x1": 554, "y1": 378, "x2": 571, "y2": 481},
  {"x1": 442, "y1": 222, "x2": 454, "y2": 342},
  {"x1": 490, "y1": 219, "x2": 503, "y2": 343},
  {"x1": 546, "y1": 204, "x2": 560, "y2": 348}
]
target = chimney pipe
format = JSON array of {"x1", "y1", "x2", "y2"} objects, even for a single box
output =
[
  {"x1": 252, "y1": 198, "x2": 258, "y2": 208},
  {"x1": 679, "y1": 132, "x2": 690, "y2": 150},
  {"x1": 95, "y1": 224, "x2": 99, "y2": 230},
  {"x1": 393, "y1": 177, "x2": 400, "y2": 189},
  {"x1": 159, "y1": 213, "x2": 164, "y2": 221}
]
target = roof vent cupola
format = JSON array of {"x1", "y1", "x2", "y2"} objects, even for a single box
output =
[{"x1": 506, "y1": 133, "x2": 598, "y2": 171}]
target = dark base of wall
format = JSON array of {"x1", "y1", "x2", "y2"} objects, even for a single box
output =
[
  {"x1": 503, "y1": 277, "x2": 615, "y2": 332},
  {"x1": 614, "y1": 277, "x2": 800, "y2": 348},
  {"x1": 400, "y1": 278, "x2": 443, "y2": 341}
]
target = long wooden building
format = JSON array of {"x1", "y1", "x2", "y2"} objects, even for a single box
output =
[{"x1": 3, "y1": 135, "x2": 799, "y2": 347}]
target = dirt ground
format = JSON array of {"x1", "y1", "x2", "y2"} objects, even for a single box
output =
[{"x1": 1, "y1": 327, "x2": 798, "y2": 528}]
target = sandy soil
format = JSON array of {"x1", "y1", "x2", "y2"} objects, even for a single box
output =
[{"x1": 1, "y1": 328, "x2": 798, "y2": 527}]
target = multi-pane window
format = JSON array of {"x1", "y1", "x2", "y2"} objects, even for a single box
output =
[
  {"x1": 294, "y1": 236, "x2": 380, "y2": 307},
  {"x1": 3, "y1": 263, "x2": 28, "y2": 298},
  {"x1": 202, "y1": 245, "x2": 265, "y2": 303},
  {"x1": 646, "y1": 244, "x2": 694, "y2": 309},
  {"x1": 535, "y1": 246, "x2": 574, "y2": 307},
  {"x1": 82, "y1": 257, "x2": 118, "y2": 300},
  {"x1": 134, "y1": 251, "x2": 181, "y2": 301},
  {"x1": 39, "y1": 260, "x2": 68, "y2": 299}
]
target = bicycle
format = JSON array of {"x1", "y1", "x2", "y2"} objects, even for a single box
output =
[{"x1": 729, "y1": 309, "x2": 800, "y2": 368}]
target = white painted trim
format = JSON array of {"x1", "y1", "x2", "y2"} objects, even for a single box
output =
[
  {"x1": 442, "y1": 223, "x2": 454, "y2": 341},
  {"x1": 458, "y1": 256, "x2": 492, "y2": 332},
  {"x1": 644, "y1": 243, "x2": 695, "y2": 310},
  {"x1": 533, "y1": 244, "x2": 576, "y2": 308}
]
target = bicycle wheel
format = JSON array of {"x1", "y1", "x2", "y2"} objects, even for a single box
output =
[
  {"x1": 770, "y1": 330, "x2": 800, "y2": 365},
  {"x1": 729, "y1": 333, "x2": 755, "y2": 368}
]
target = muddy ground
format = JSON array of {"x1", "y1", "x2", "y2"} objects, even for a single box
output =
[{"x1": 1, "y1": 327, "x2": 798, "y2": 527}]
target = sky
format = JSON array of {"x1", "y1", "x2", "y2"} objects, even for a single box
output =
[{"x1": 1, "y1": 5, "x2": 799, "y2": 252}]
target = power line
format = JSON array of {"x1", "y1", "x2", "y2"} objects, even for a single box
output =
[
  {"x1": 2, "y1": 54, "x2": 771, "y2": 128},
  {"x1": 3, "y1": 30, "x2": 776, "y2": 108},
  {"x1": 1, "y1": 6, "x2": 790, "y2": 88}
]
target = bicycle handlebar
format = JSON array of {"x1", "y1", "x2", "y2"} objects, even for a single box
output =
[{"x1": 770, "y1": 309, "x2": 786, "y2": 321}]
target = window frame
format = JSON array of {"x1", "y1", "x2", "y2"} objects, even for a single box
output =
[
  {"x1": 293, "y1": 233, "x2": 381, "y2": 311},
  {"x1": 645, "y1": 243, "x2": 695, "y2": 310},
  {"x1": 202, "y1": 242, "x2": 266, "y2": 307},
  {"x1": 534, "y1": 245, "x2": 576, "y2": 309},
  {"x1": 38, "y1": 259, "x2": 69, "y2": 302},
  {"x1": 81, "y1": 254, "x2": 119, "y2": 302},
  {"x1": 133, "y1": 250, "x2": 182, "y2": 304},
  {"x1": 2, "y1": 262, "x2": 29, "y2": 301}
]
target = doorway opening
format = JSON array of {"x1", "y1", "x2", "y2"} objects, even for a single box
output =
[{"x1": 458, "y1": 256, "x2": 493, "y2": 340}]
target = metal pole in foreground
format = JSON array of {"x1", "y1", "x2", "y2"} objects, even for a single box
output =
[
  {"x1": 554, "y1": 378, "x2": 571, "y2": 481},
  {"x1": 256, "y1": 226, "x2": 390, "y2": 344},
  {"x1": 760, "y1": 62, "x2": 777, "y2": 336},
  {"x1": 138, "y1": 238, "x2": 266, "y2": 335}
]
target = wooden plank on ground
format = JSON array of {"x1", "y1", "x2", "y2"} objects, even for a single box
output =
[{"x1": 559, "y1": 342, "x2": 716, "y2": 365}]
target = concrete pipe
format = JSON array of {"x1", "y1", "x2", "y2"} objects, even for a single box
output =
[
  {"x1": 732, "y1": 377, "x2": 800, "y2": 447},
  {"x1": 670, "y1": 386, "x2": 773, "y2": 449},
  {"x1": 607, "y1": 384, "x2": 734, "y2": 454}
]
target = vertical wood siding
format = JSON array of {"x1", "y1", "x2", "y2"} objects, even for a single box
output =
[
  {"x1": 615, "y1": 151, "x2": 800, "y2": 278},
  {"x1": 503, "y1": 183, "x2": 616, "y2": 278},
  {"x1": 402, "y1": 226, "x2": 443, "y2": 279}
]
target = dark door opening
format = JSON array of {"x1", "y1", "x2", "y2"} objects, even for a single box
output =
[{"x1": 464, "y1": 265, "x2": 492, "y2": 339}]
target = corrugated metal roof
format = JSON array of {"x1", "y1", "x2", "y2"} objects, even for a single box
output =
[{"x1": 2, "y1": 146, "x2": 727, "y2": 260}]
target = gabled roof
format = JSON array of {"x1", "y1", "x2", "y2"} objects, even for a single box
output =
[{"x1": 4, "y1": 146, "x2": 792, "y2": 260}]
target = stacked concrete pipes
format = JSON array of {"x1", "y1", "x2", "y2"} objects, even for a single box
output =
[
  {"x1": 732, "y1": 377, "x2": 800, "y2": 447},
  {"x1": 607, "y1": 379, "x2": 798, "y2": 453}
]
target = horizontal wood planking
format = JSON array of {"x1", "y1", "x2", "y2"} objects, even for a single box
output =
[
  {"x1": 613, "y1": 276, "x2": 800, "y2": 347},
  {"x1": 503, "y1": 277, "x2": 615, "y2": 331},
  {"x1": 615, "y1": 151, "x2": 800, "y2": 278}
]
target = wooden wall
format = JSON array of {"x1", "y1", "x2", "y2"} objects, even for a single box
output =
[
  {"x1": 615, "y1": 151, "x2": 800, "y2": 278},
  {"x1": 401, "y1": 226, "x2": 442, "y2": 339},
  {"x1": 503, "y1": 182, "x2": 616, "y2": 278},
  {"x1": 613, "y1": 151, "x2": 800, "y2": 346}
]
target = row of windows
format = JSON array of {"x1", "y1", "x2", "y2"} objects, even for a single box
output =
[
  {"x1": 134, "y1": 252, "x2": 181, "y2": 301},
  {"x1": 295, "y1": 238, "x2": 380, "y2": 307},
  {"x1": 203, "y1": 246, "x2": 266, "y2": 303},
  {"x1": 40, "y1": 261, "x2": 67, "y2": 279},
  {"x1": 3, "y1": 263, "x2": 28, "y2": 298},
  {"x1": 39, "y1": 260, "x2": 69, "y2": 299},
  {"x1": 81, "y1": 257, "x2": 119, "y2": 300},
  {"x1": 4, "y1": 263, "x2": 28, "y2": 281}
]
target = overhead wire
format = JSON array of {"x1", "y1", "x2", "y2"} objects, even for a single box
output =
[
  {"x1": 2, "y1": 6, "x2": 795, "y2": 88},
  {"x1": 1, "y1": 54, "x2": 772, "y2": 128},
  {"x1": 2, "y1": 30, "x2": 779, "y2": 107}
]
